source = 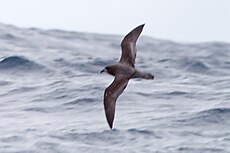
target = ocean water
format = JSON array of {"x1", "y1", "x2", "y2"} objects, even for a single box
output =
[{"x1": 0, "y1": 23, "x2": 229, "y2": 153}]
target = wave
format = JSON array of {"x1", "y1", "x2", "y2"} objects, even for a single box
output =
[
  {"x1": 175, "y1": 108, "x2": 230, "y2": 126},
  {"x1": 186, "y1": 61, "x2": 210, "y2": 73},
  {"x1": 0, "y1": 80, "x2": 11, "y2": 86},
  {"x1": 178, "y1": 146, "x2": 225, "y2": 152},
  {"x1": 53, "y1": 57, "x2": 115, "y2": 74},
  {"x1": 196, "y1": 108, "x2": 230, "y2": 123},
  {"x1": 127, "y1": 128, "x2": 160, "y2": 137},
  {"x1": 50, "y1": 128, "x2": 159, "y2": 143},
  {"x1": 166, "y1": 91, "x2": 189, "y2": 96},
  {"x1": 64, "y1": 98, "x2": 96, "y2": 106},
  {"x1": 0, "y1": 33, "x2": 18, "y2": 40},
  {"x1": 178, "y1": 57, "x2": 210, "y2": 74},
  {"x1": 0, "y1": 56, "x2": 45, "y2": 72},
  {"x1": 90, "y1": 58, "x2": 116, "y2": 67}
]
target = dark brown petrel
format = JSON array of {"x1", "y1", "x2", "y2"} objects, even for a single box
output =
[{"x1": 100, "y1": 24, "x2": 154, "y2": 129}]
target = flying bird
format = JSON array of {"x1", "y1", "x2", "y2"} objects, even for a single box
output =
[{"x1": 101, "y1": 24, "x2": 154, "y2": 129}]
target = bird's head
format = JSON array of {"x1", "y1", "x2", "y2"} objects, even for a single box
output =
[
  {"x1": 100, "y1": 66, "x2": 115, "y2": 76},
  {"x1": 100, "y1": 67, "x2": 108, "y2": 74}
]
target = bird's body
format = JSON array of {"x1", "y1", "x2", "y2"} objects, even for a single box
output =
[
  {"x1": 104, "y1": 63, "x2": 135, "y2": 77},
  {"x1": 101, "y1": 24, "x2": 154, "y2": 129}
]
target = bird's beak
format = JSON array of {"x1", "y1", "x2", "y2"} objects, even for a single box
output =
[{"x1": 100, "y1": 69, "x2": 105, "y2": 73}]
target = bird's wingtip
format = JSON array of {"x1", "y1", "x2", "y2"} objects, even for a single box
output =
[
  {"x1": 108, "y1": 122, "x2": 113, "y2": 129},
  {"x1": 135, "y1": 24, "x2": 145, "y2": 33},
  {"x1": 139, "y1": 23, "x2": 145, "y2": 28}
]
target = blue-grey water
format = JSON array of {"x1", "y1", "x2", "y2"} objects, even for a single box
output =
[{"x1": 0, "y1": 23, "x2": 229, "y2": 153}]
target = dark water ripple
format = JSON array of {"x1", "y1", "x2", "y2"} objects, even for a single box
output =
[
  {"x1": 174, "y1": 108, "x2": 230, "y2": 126},
  {"x1": 0, "y1": 56, "x2": 40, "y2": 70}
]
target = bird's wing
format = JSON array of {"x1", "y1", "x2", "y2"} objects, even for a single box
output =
[
  {"x1": 119, "y1": 24, "x2": 145, "y2": 67},
  {"x1": 104, "y1": 75, "x2": 129, "y2": 129}
]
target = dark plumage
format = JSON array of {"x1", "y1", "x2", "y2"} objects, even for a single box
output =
[{"x1": 101, "y1": 24, "x2": 154, "y2": 129}]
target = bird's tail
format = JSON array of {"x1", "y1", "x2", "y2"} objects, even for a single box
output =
[{"x1": 132, "y1": 70, "x2": 154, "y2": 80}]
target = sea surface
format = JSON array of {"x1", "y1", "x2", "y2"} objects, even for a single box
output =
[{"x1": 0, "y1": 23, "x2": 229, "y2": 153}]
